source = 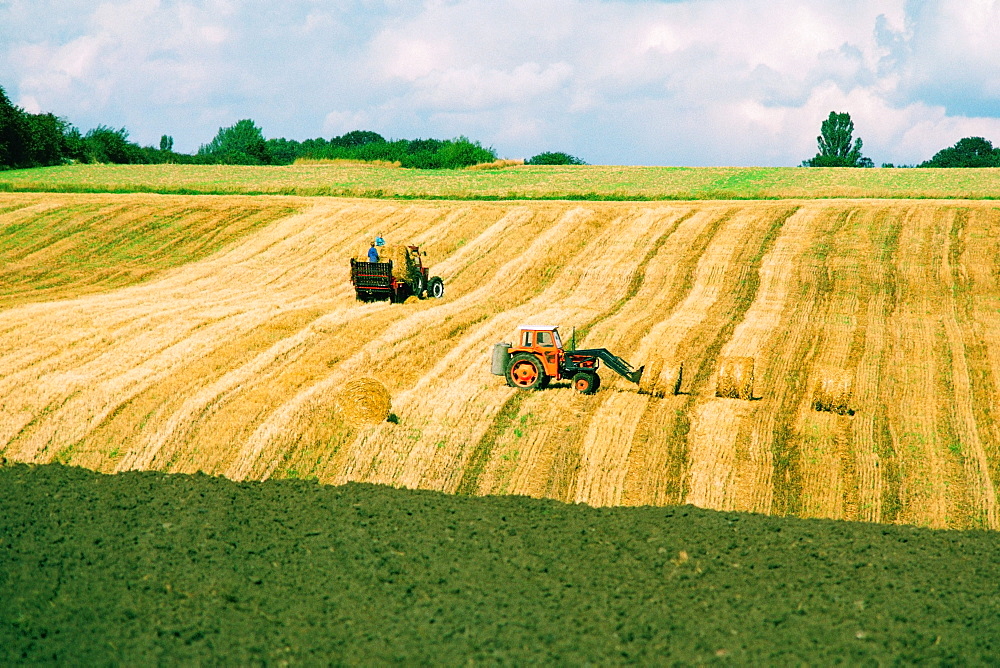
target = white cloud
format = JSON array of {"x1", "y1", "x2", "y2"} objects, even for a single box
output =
[
  {"x1": 18, "y1": 94, "x2": 42, "y2": 114},
  {"x1": 0, "y1": 0, "x2": 998, "y2": 164},
  {"x1": 380, "y1": 38, "x2": 451, "y2": 81},
  {"x1": 322, "y1": 109, "x2": 374, "y2": 137},
  {"x1": 877, "y1": 0, "x2": 1000, "y2": 117},
  {"x1": 404, "y1": 62, "x2": 574, "y2": 111}
]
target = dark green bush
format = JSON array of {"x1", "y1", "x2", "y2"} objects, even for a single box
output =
[
  {"x1": 83, "y1": 126, "x2": 147, "y2": 164},
  {"x1": 920, "y1": 137, "x2": 1000, "y2": 167},
  {"x1": 197, "y1": 119, "x2": 271, "y2": 165},
  {"x1": 526, "y1": 151, "x2": 586, "y2": 165}
]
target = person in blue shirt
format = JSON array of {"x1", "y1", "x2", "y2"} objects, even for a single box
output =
[
  {"x1": 368, "y1": 242, "x2": 379, "y2": 263},
  {"x1": 375, "y1": 234, "x2": 385, "y2": 247}
]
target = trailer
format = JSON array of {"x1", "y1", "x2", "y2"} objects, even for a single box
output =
[{"x1": 350, "y1": 245, "x2": 444, "y2": 303}]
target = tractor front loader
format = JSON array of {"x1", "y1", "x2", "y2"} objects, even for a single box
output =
[{"x1": 491, "y1": 325, "x2": 645, "y2": 395}]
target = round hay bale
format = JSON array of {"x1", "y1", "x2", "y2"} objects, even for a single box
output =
[
  {"x1": 716, "y1": 356, "x2": 754, "y2": 400},
  {"x1": 658, "y1": 360, "x2": 683, "y2": 397},
  {"x1": 813, "y1": 368, "x2": 853, "y2": 415},
  {"x1": 335, "y1": 377, "x2": 392, "y2": 426},
  {"x1": 640, "y1": 357, "x2": 683, "y2": 397},
  {"x1": 639, "y1": 356, "x2": 664, "y2": 396}
]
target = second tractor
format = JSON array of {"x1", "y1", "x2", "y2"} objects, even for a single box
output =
[{"x1": 492, "y1": 325, "x2": 645, "y2": 395}]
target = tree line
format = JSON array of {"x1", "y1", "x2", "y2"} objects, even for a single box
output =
[
  {"x1": 0, "y1": 85, "x2": 587, "y2": 170},
  {"x1": 802, "y1": 110, "x2": 1000, "y2": 168},
  {"x1": 262, "y1": 127, "x2": 498, "y2": 168}
]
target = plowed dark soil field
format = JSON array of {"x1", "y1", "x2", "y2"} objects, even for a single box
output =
[{"x1": 2, "y1": 462, "x2": 998, "y2": 664}]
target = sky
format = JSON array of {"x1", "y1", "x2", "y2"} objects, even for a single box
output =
[{"x1": 2, "y1": 0, "x2": 999, "y2": 166}]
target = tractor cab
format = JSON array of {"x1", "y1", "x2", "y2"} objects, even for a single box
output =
[
  {"x1": 494, "y1": 325, "x2": 599, "y2": 394},
  {"x1": 509, "y1": 325, "x2": 565, "y2": 379},
  {"x1": 513, "y1": 325, "x2": 563, "y2": 352}
]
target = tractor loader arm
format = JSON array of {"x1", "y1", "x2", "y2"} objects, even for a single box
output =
[{"x1": 572, "y1": 348, "x2": 645, "y2": 384}]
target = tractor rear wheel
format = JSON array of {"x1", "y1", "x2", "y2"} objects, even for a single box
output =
[
  {"x1": 429, "y1": 276, "x2": 444, "y2": 299},
  {"x1": 573, "y1": 372, "x2": 599, "y2": 395},
  {"x1": 507, "y1": 353, "x2": 547, "y2": 390},
  {"x1": 414, "y1": 274, "x2": 427, "y2": 299}
]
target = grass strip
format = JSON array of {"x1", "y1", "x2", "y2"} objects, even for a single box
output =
[{"x1": 3, "y1": 164, "x2": 1000, "y2": 201}]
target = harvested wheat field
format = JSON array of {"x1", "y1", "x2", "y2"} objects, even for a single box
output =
[{"x1": 2, "y1": 192, "x2": 1000, "y2": 530}]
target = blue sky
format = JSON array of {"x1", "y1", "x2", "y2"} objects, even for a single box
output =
[{"x1": 2, "y1": 0, "x2": 999, "y2": 166}]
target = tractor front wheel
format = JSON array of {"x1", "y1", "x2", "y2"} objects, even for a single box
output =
[
  {"x1": 506, "y1": 354, "x2": 547, "y2": 390},
  {"x1": 573, "y1": 372, "x2": 599, "y2": 395}
]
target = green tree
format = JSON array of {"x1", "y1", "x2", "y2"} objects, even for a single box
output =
[
  {"x1": 526, "y1": 152, "x2": 586, "y2": 165},
  {"x1": 61, "y1": 124, "x2": 86, "y2": 163},
  {"x1": 198, "y1": 119, "x2": 270, "y2": 165},
  {"x1": 802, "y1": 111, "x2": 873, "y2": 167},
  {"x1": 265, "y1": 137, "x2": 302, "y2": 165},
  {"x1": 434, "y1": 137, "x2": 496, "y2": 168},
  {"x1": 0, "y1": 86, "x2": 36, "y2": 168},
  {"x1": 83, "y1": 126, "x2": 145, "y2": 164},
  {"x1": 353, "y1": 139, "x2": 400, "y2": 163},
  {"x1": 0, "y1": 86, "x2": 81, "y2": 168},
  {"x1": 1, "y1": 87, "x2": 25, "y2": 166},
  {"x1": 23, "y1": 113, "x2": 68, "y2": 165},
  {"x1": 330, "y1": 130, "x2": 385, "y2": 148},
  {"x1": 250, "y1": 128, "x2": 496, "y2": 168},
  {"x1": 920, "y1": 137, "x2": 1000, "y2": 167},
  {"x1": 159, "y1": 135, "x2": 174, "y2": 152}
]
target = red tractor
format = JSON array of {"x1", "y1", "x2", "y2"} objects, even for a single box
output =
[{"x1": 491, "y1": 325, "x2": 645, "y2": 395}]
